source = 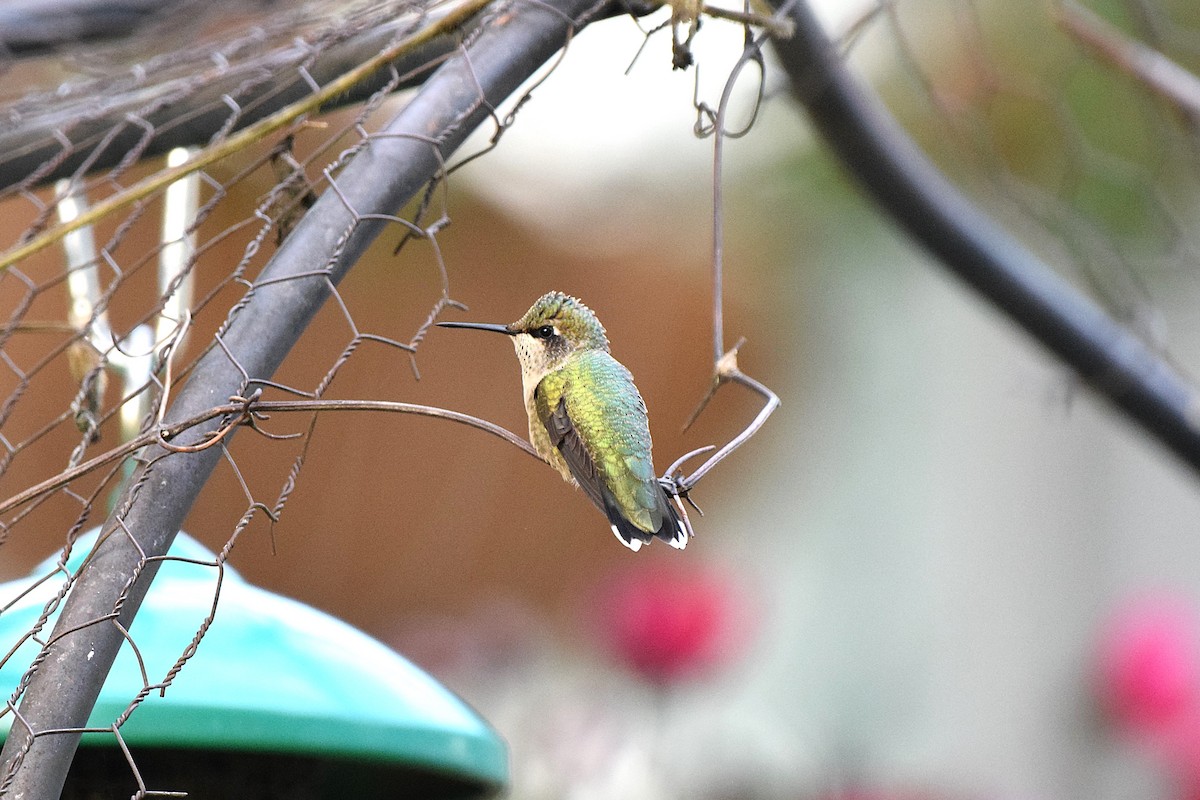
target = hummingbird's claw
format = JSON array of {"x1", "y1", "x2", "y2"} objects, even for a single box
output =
[
  {"x1": 658, "y1": 474, "x2": 703, "y2": 517},
  {"x1": 680, "y1": 488, "x2": 704, "y2": 517},
  {"x1": 662, "y1": 479, "x2": 698, "y2": 539}
]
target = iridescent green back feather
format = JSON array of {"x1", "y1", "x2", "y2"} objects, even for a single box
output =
[{"x1": 534, "y1": 349, "x2": 664, "y2": 534}]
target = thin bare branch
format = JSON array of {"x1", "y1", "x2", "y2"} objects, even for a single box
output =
[
  {"x1": 677, "y1": 18, "x2": 781, "y2": 491},
  {"x1": 0, "y1": 398, "x2": 544, "y2": 519},
  {"x1": 1058, "y1": 1, "x2": 1200, "y2": 120}
]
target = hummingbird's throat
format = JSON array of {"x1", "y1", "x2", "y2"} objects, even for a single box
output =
[{"x1": 512, "y1": 334, "x2": 549, "y2": 404}]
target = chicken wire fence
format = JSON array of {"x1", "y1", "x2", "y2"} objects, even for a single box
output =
[
  {"x1": 0, "y1": 0, "x2": 617, "y2": 795},
  {"x1": 0, "y1": 0, "x2": 1197, "y2": 795}
]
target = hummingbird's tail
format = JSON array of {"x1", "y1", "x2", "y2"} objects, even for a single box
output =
[
  {"x1": 653, "y1": 487, "x2": 689, "y2": 551},
  {"x1": 602, "y1": 484, "x2": 689, "y2": 552}
]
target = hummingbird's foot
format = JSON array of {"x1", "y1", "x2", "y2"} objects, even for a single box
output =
[
  {"x1": 660, "y1": 476, "x2": 698, "y2": 540},
  {"x1": 659, "y1": 471, "x2": 705, "y2": 517}
]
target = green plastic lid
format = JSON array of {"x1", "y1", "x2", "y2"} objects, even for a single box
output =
[{"x1": 0, "y1": 531, "x2": 507, "y2": 796}]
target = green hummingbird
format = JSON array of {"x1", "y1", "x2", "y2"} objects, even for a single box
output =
[{"x1": 439, "y1": 291, "x2": 689, "y2": 551}]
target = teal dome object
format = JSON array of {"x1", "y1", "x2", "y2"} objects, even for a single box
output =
[{"x1": 0, "y1": 531, "x2": 507, "y2": 797}]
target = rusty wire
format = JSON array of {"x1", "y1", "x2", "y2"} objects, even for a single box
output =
[{"x1": 17, "y1": 0, "x2": 1200, "y2": 795}]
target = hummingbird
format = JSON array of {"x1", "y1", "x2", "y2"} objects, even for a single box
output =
[{"x1": 439, "y1": 292, "x2": 689, "y2": 552}]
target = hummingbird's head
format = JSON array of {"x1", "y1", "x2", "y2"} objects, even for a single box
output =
[
  {"x1": 438, "y1": 292, "x2": 609, "y2": 385},
  {"x1": 506, "y1": 292, "x2": 608, "y2": 380}
]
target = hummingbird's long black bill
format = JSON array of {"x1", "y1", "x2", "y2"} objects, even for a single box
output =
[{"x1": 437, "y1": 321, "x2": 513, "y2": 335}]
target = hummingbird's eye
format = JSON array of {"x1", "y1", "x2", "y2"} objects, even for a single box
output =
[{"x1": 534, "y1": 325, "x2": 555, "y2": 339}]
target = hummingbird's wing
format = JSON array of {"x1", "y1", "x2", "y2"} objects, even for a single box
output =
[
  {"x1": 541, "y1": 397, "x2": 604, "y2": 508},
  {"x1": 543, "y1": 395, "x2": 656, "y2": 551}
]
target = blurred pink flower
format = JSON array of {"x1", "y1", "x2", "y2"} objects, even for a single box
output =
[
  {"x1": 1096, "y1": 595, "x2": 1198, "y2": 732},
  {"x1": 1093, "y1": 594, "x2": 1200, "y2": 794},
  {"x1": 591, "y1": 562, "x2": 749, "y2": 683}
]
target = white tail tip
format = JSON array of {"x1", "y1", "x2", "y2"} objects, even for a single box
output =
[{"x1": 612, "y1": 524, "x2": 643, "y2": 552}]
